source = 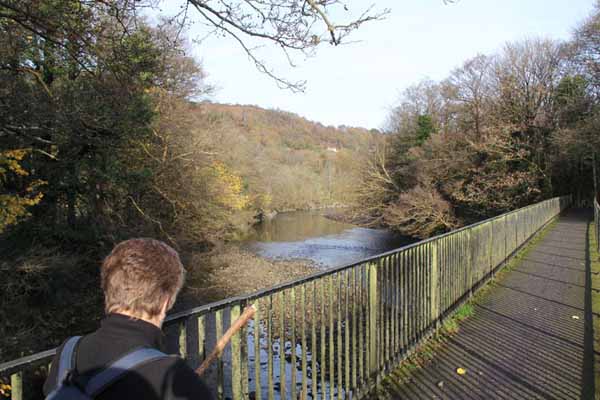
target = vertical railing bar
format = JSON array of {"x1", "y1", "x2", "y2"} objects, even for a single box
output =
[
  {"x1": 10, "y1": 372, "x2": 23, "y2": 400},
  {"x1": 420, "y1": 245, "x2": 425, "y2": 339},
  {"x1": 337, "y1": 273, "x2": 343, "y2": 398},
  {"x1": 379, "y1": 257, "x2": 385, "y2": 370},
  {"x1": 358, "y1": 265, "x2": 364, "y2": 387},
  {"x1": 403, "y1": 249, "x2": 408, "y2": 353},
  {"x1": 368, "y1": 263, "x2": 378, "y2": 382},
  {"x1": 329, "y1": 275, "x2": 335, "y2": 400},
  {"x1": 344, "y1": 269, "x2": 351, "y2": 398},
  {"x1": 301, "y1": 284, "x2": 308, "y2": 400},
  {"x1": 352, "y1": 267, "x2": 358, "y2": 394},
  {"x1": 384, "y1": 256, "x2": 390, "y2": 368},
  {"x1": 428, "y1": 243, "x2": 433, "y2": 329},
  {"x1": 179, "y1": 320, "x2": 187, "y2": 359},
  {"x1": 320, "y1": 277, "x2": 327, "y2": 400},
  {"x1": 414, "y1": 247, "x2": 419, "y2": 342},
  {"x1": 198, "y1": 315, "x2": 206, "y2": 365},
  {"x1": 417, "y1": 245, "x2": 423, "y2": 339},
  {"x1": 279, "y1": 290, "x2": 286, "y2": 400},
  {"x1": 241, "y1": 300, "x2": 249, "y2": 399},
  {"x1": 410, "y1": 247, "x2": 416, "y2": 345},
  {"x1": 311, "y1": 280, "x2": 318, "y2": 400},
  {"x1": 392, "y1": 253, "x2": 398, "y2": 361},
  {"x1": 216, "y1": 309, "x2": 224, "y2": 400},
  {"x1": 291, "y1": 286, "x2": 297, "y2": 400},
  {"x1": 254, "y1": 301, "x2": 262, "y2": 400},
  {"x1": 267, "y1": 295, "x2": 274, "y2": 400},
  {"x1": 231, "y1": 304, "x2": 242, "y2": 400}
]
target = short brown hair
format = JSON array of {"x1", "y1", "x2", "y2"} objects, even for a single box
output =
[{"x1": 101, "y1": 238, "x2": 185, "y2": 318}]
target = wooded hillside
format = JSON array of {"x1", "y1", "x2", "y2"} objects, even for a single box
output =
[{"x1": 191, "y1": 102, "x2": 377, "y2": 215}]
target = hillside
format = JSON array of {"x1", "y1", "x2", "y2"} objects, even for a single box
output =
[{"x1": 189, "y1": 102, "x2": 380, "y2": 213}]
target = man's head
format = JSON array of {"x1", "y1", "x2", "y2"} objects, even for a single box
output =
[{"x1": 101, "y1": 238, "x2": 185, "y2": 325}]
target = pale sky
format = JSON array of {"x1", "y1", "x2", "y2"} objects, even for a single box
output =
[{"x1": 151, "y1": 1, "x2": 595, "y2": 129}]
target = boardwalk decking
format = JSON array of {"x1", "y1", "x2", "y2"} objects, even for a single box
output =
[{"x1": 378, "y1": 210, "x2": 596, "y2": 399}]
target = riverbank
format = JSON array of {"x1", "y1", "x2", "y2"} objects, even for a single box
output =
[
  {"x1": 322, "y1": 207, "x2": 370, "y2": 225},
  {"x1": 176, "y1": 245, "x2": 318, "y2": 310}
]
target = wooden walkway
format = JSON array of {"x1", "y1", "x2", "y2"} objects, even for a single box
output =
[{"x1": 378, "y1": 210, "x2": 596, "y2": 399}]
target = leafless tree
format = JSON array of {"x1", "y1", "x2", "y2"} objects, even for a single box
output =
[{"x1": 443, "y1": 54, "x2": 493, "y2": 139}]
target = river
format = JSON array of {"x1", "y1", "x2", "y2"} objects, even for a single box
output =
[{"x1": 243, "y1": 209, "x2": 412, "y2": 268}]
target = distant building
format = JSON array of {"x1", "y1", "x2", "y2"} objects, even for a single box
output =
[{"x1": 326, "y1": 147, "x2": 338, "y2": 153}]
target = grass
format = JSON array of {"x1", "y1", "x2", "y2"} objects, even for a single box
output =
[{"x1": 371, "y1": 216, "x2": 560, "y2": 399}]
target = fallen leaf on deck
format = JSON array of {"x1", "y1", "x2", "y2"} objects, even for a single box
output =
[{"x1": 456, "y1": 367, "x2": 467, "y2": 375}]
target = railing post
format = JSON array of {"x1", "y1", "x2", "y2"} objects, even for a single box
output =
[
  {"x1": 231, "y1": 304, "x2": 243, "y2": 400},
  {"x1": 431, "y1": 241, "x2": 440, "y2": 330},
  {"x1": 467, "y1": 230, "x2": 473, "y2": 298},
  {"x1": 489, "y1": 222, "x2": 494, "y2": 279},
  {"x1": 178, "y1": 321, "x2": 187, "y2": 358},
  {"x1": 10, "y1": 372, "x2": 22, "y2": 400},
  {"x1": 368, "y1": 262, "x2": 379, "y2": 380}
]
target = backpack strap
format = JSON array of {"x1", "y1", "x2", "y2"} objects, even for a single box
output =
[
  {"x1": 84, "y1": 348, "x2": 171, "y2": 397},
  {"x1": 55, "y1": 336, "x2": 82, "y2": 386}
]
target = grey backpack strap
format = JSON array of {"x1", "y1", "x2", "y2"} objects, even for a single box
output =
[
  {"x1": 56, "y1": 336, "x2": 82, "y2": 386},
  {"x1": 84, "y1": 348, "x2": 170, "y2": 397}
]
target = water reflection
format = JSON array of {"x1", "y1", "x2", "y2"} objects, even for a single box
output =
[{"x1": 245, "y1": 210, "x2": 411, "y2": 268}]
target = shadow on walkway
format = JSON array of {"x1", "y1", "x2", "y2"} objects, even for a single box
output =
[{"x1": 377, "y1": 210, "x2": 595, "y2": 400}]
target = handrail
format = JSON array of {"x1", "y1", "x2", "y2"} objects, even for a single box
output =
[{"x1": 0, "y1": 195, "x2": 572, "y2": 399}]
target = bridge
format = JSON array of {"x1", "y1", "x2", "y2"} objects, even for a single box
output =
[{"x1": 1, "y1": 195, "x2": 598, "y2": 399}]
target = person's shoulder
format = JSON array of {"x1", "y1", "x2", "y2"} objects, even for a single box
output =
[
  {"x1": 141, "y1": 355, "x2": 214, "y2": 399},
  {"x1": 43, "y1": 336, "x2": 81, "y2": 396}
]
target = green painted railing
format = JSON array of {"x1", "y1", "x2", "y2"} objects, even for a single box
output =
[
  {"x1": 0, "y1": 196, "x2": 571, "y2": 400},
  {"x1": 595, "y1": 196, "x2": 599, "y2": 253}
]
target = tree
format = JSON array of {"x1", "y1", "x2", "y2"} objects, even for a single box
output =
[
  {"x1": 0, "y1": 149, "x2": 45, "y2": 233},
  {"x1": 354, "y1": 38, "x2": 573, "y2": 237},
  {"x1": 0, "y1": 0, "x2": 388, "y2": 91},
  {"x1": 443, "y1": 54, "x2": 493, "y2": 139},
  {"x1": 416, "y1": 114, "x2": 435, "y2": 145}
]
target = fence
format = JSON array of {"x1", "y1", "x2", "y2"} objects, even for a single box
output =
[
  {"x1": 0, "y1": 196, "x2": 571, "y2": 400},
  {"x1": 595, "y1": 196, "x2": 599, "y2": 253}
]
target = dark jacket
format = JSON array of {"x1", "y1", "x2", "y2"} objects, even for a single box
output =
[{"x1": 43, "y1": 313, "x2": 213, "y2": 399}]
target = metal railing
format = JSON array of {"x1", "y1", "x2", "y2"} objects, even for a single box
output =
[
  {"x1": 595, "y1": 196, "x2": 599, "y2": 253},
  {"x1": 0, "y1": 196, "x2": 571, "y2": 400}
]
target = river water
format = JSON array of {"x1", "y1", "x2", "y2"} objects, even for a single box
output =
[{"x1": 243, "y1": 209, "x2": 411, "y2": 268}]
